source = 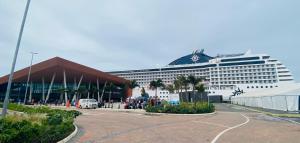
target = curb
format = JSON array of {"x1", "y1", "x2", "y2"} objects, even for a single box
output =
[
  {"x1": 94, "y1": 108, "x2": 216, "y2": 116},
  {"x1": 230, "y1": 104, "x2": 300, "y2": 125},
  {"x1": 95, "y1": 108, "x2": 146, "y2": 114},
  {"x1": 57, "y1": 123, "x2": 78, "y2": 143},
  {"x1": 144, "y1": 111, "x2": 216, "y2": 116}
]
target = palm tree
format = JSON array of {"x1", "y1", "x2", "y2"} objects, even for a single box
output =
[
  {"x1": 177, "y1": 75, "x2": 188, "y2": 101},
  {"x1": 128, "y1": 80, "x2": 139, "y2": 98},
  {"x1": 173, "y1": 79, "x2": 181, "y2": 101},
  {"x1": 141, "y1": 87, "x2": 147, "y2": 97},
  {"x1": 173, "y1": 79, "x2": 180, "y2": 94},
  {"x1": 195, "y1": 83, "x2": 205, "y2": 93},
  {"x1": 195, "y1": 83, "x2": 205, "y2": 100},
  {"x1": 150, "y1": 79, "x2": 164, "y2": 98},
  {"x1": 187, "y1": 75, "x2": 202, "y2": 102},
  {"x1": 165, "y1": 84, "x2": 175, "y2": 94}
]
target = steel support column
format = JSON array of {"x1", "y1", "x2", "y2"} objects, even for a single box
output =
[
  {"x1": 100, "y1": 81, "x2": 107, "y2": 102},
  {"x1": 63, "y1": 70, "x2": 68, "y2": 104},
  {"x1": 29, "y1": 82, "x2": 33, "y2": 103},
  {"x1": 42, "y1": 77, "x2": 45, "y2": 101},
  {"x1": 45, "y1": 73, "x2": 56, "y2": 103},
  {"x1": 97, "y1": 78, "x2": 100, "y2": 102},
  {"x1": 87, "y1": 81, "x2": 91, "y2": 99},
  {"x1": 73, "y1": 75, "x2": 83, "y2": 102}
]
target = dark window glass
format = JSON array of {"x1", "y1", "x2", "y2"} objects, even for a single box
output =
[
  {"x1": 219, "y1": 61, "x2": 265, "y2": 67},
  {"x1": 221, "y1": 57, "x2": 260, "y2": 62}
]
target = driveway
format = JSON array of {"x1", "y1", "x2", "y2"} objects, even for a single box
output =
[{"x1": 69, "y1": 103, "x2": 300, "y2": 143}]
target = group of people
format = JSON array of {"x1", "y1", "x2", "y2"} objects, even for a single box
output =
[
  {"x1": 125, "y1": 98, "x2": 147, "y2": 109},
  {"x1": 124, "y1": 96, "x2": 164, "y2": 109}
]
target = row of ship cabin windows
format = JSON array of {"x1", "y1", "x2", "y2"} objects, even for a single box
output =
[
  {"x1": 210, "y1": 64, "x2": 275, "y2": 71},
  {"x1": 118, "y1": 69, "x2": 209, "y2": 76},
  {"x1": 211, "y1": 76, "x2": 277, "y2": 80},
  {"x1": 211, "y1": 80, "x2": 277, "y2": 85},
  {"x1": 210, "y1": 69, "x2": 276, "y2": 74},
  {"x1": 211, "y1": 73, "x2": 276, "y2": 77},
  {"x1": 123, "y1": 73, "x2": 208, "y2": 80},
  {"x1": 247, "y1": 85, "x2": 278, "y2": 89},
  {"x1": 121, "y1": 72, "x2": 208, "y2": 78}
]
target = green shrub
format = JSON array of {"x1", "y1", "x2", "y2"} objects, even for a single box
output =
[
  {"x1": 0, "y1": 103, "x2": 81, "y2": 143},
  {"x1": 145, "y1": 102, "x2": 215, "y2": 114},
  {"x1": 47, "y1": 113, "x2": 63, "y2": 125}
]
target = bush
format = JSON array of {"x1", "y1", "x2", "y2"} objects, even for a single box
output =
[
  {"x1": 47, "y1": 113, "x2": 63, "y2": 125},
  {"x1": 145, "y1": 102, "x2": 215, "y2": 114},
  {"x1": 0, "y1": 103, "x2": 81, "y2": 143}
]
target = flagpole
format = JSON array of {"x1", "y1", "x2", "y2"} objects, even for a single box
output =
[{"x1": 2, "y1": 0, "x2": 31, "y2": 117}]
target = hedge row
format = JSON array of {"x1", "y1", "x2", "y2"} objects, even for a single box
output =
[
  {"x1": 0, "y1": 103, "x2": 81, "y2": 143},
  {"x1": 145, "y1": 102, "x2": 215, "y2": 114}
]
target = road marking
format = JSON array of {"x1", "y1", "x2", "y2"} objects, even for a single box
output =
[{"x1": 211, "y1": 113, "x2": 250, "y2": 143}]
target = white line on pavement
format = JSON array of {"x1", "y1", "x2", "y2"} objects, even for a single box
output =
[{"x1": 211, "y1": 113, "x2": 250, "y2": 143}]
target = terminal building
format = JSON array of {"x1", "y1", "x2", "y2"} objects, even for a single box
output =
[
  {"x1": 0, "y1": 57, "x2": 130, "y2": 104},
  {"x1": 109, "y1": 49, "x2": 296, "y2": 102}
]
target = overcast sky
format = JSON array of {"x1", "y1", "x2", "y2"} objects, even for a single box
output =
[{"x1": 0, "y1": 0, "x2": 299, "y2": 81}]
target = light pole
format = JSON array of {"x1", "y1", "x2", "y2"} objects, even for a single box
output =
[
  {"x1": 2, "y1": 0, "x2": 31, "y2": 117},
  {"x1": 24, "y1": 52, "x2": 38, "y2": 104}
]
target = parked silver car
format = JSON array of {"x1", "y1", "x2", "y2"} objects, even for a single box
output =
[{"x1": 78, "y1": 99, "x2": 98, "y2": 109}]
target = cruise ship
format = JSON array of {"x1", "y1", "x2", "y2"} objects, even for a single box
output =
[{"x1": 109, "y1": 49, "x2": 295, "y2": 101}]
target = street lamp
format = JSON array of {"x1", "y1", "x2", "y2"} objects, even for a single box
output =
[
  {"x1": 24, "y1": 52, "x2": 38, "y2": 104},
  {"x1": 2, "y1": 0, "x2": 31, "y2": 117}
]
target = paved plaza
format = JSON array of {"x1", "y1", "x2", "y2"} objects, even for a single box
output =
[{"x1": 69, "y1": 104, "x2": 300, "y2": 143}]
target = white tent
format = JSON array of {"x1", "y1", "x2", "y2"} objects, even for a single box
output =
[{"x1": 231, "y1": 83, "x2": 300, "y2": 112}]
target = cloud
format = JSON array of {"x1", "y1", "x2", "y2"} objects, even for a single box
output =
[{"x1": 0, "y1": 0, "x2": 299, "y2": 81}]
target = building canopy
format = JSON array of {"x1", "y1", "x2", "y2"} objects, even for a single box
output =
[{"x1": 0, "y1": 57, "x2": 128, "y2": 85}]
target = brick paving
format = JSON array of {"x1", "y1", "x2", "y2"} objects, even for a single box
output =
[{"x1": 69, "y1": 104, "x2": 300, "y2": 143}]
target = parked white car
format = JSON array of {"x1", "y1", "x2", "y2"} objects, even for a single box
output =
[{"x1": 78, "y1": 99, "x2": 98, "y2": 109}]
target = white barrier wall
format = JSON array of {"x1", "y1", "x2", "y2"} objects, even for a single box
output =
[
  {"x1": 232, "y1": 95, "x2": 299, "y2": 112},
  {"x1": 232, "y1": 83, "x2": 300, "y2": 112}
]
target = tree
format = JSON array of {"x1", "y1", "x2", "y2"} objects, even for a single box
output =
[
  {"x1": 173, "y1": 79, "x2": 180, "y2": 93},
  {"x1": 150, "y1": 79, "x2": 164, "y2": 98},
  {"x1": 187, "y1": 75, "x2": 202, "y2": 102},
  {"x1": 165, "y1": 84, "x2": 175, "y2": 94},
  {"x1": 141, "y1": 87, "x2": 146, "y2": 97},
  {"x1": 128, "y1": 80, "x2": 140, "y2": 97},
  {"x1": 195, "y1": 83, "x2": 205, "y2": 93},
  {"x1": 177, "y1": 75, "x2": 188, "y2": 98},
  {"x1": 195, "y1": 83, "x2": 205, "y2": 101},
  {"x1": 173, "y1": 79, "x2": 181, "y2": 101},
  {"x1": 129, "y1": 80, "x2": 139, "y2": 89}
]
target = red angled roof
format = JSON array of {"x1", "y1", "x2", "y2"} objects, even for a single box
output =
[{"x1": 0, "y1": 57, "x2": 128, "y2": 85}]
